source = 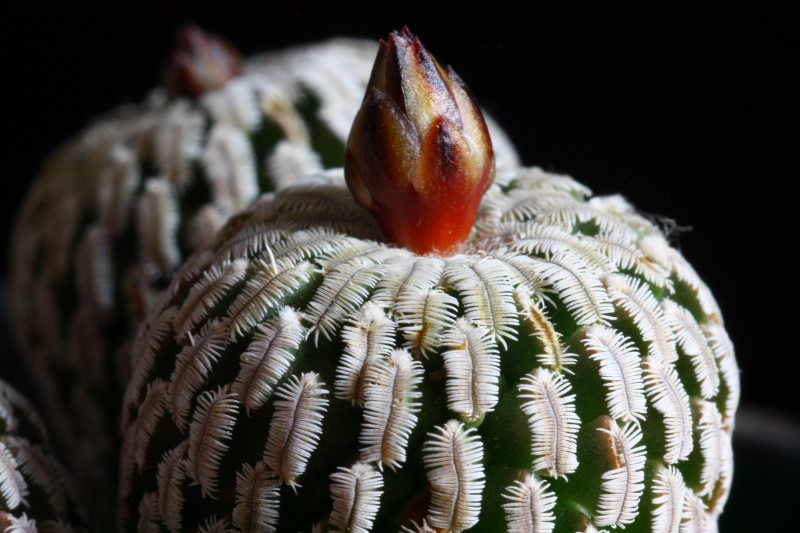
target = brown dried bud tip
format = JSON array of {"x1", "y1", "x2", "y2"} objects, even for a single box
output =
[
  {"x1": 163, "y1": 24, "x2": 243, "y2": 99},
  {"x1": 345, "y1": 27, "x2": 495, "y2": 256}
]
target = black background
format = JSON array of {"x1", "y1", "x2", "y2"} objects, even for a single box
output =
[{"x1": 1, "y1": 1, "x2": 797, "y2": 529}]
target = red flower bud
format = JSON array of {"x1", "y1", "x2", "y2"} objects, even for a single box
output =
[
  {"x1": 163, "y1": 24, "x2": 243, "y2": 99},
  {"x1": 345, "y1": 27, "x2": 495, "y2": 256}
]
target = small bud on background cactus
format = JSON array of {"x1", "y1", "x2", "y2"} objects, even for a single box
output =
[
  {"x1": 346, "y1": 27, "x2": 495, "y2": 255},
  {"x1": 163, "y1": 24, "x2": 243, "y2": 99},
  {"x1": 119, "y1": 29, "x2": 737, "y2": 532},
  {"x1": 0, "y1": 378, "x2": 89, "y2": 531},
  {"x1": 6, "y1": 27, "x2": 520, "y2": 529}
]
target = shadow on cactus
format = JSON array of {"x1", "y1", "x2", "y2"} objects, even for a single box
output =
[{"x1": 119, "y1": 28, "x2": 738, "y2": 531}]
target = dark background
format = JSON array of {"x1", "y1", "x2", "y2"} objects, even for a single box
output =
[{"x1": 1, "y1": 1, "x2": 797, "y2": 530}]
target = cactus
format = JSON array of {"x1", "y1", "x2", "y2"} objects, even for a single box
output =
[
  {"x1": 7, "y1": 25, "x2": 521, "y2": 523},
  {"x1": 119, "y1": 28, "x2": 737, "y2": 532},
  {"x1": 0, "y1": 378, "x2": 88, "y2": 531}
]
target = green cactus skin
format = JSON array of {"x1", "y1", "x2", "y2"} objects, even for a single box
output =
[
  {"x1": 0, "y1": 379, "x2": 89, "y2": 531},
  {"x1": 119, "y1": 166, "x2": 738, "y2": 532}
]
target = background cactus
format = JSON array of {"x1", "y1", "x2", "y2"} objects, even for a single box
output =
[
  {"x1": 7, "y1": 26, "x2": 521, "y2": 524},
  {"x1": 0, "y1": 378, "x2": 88, "y2": 531},
  {"x1": 7, "y1": 32, "x2": 379, "y2": 522},
  {"x1": 119, "y1": 30, "x2": 737, "y2": 531}
]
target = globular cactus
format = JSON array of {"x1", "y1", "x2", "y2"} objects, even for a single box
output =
[
  {"x1": 1, "y1": 379, "x2": 88, "y2": 531},
  {"x1": 119, "y1": 28, "x2": 738, "y2": 532},
  {"x1": 7, "y1": 25, "x2": 521, "y2": 523}
]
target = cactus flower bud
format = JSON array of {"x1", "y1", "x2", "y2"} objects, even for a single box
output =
[
  {"x1": 163, "y1": 24, "x2": 243, "y2": 99},
  {"x1": 345, "y1": 27, "x2": 495, "y2": 255}
]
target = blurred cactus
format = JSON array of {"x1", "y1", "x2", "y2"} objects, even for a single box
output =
[
  {"x1": 118, "y1": 29, "x2": 737, "y2": 530},
  {"x1": 1, "y1": 378, "x2": 88, "y2": 531},
  {"x1": 8, "y1": 32, "x2": 378, "y2": 524}
]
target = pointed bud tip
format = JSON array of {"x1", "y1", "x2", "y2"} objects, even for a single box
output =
[
  {"x1": 345, "y1": 28, "x2": 494, "y2": 256},
  {"x1": 396, "y1": 25, "x2": 415, "y2": 41},
  {"x1": 163, "y1": 24, "x2": 243, "y2": 100}
]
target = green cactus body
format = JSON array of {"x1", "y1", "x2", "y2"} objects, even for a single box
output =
[
  {"x1": 1, "y1": 378, "x2": 88, "y2": 531},
  {"x1": 119, "y1": 167, "x2": 738, "y2": 532}
]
